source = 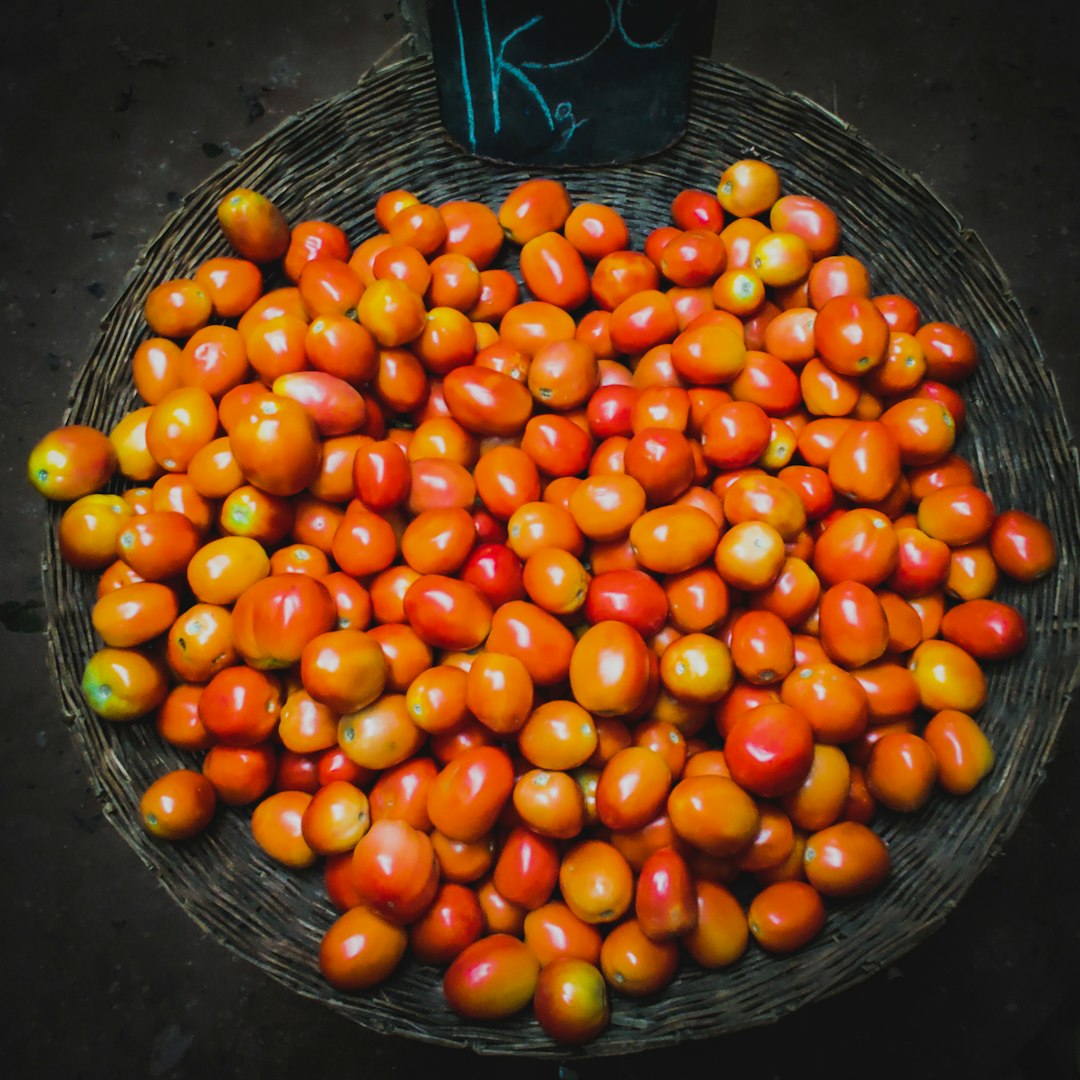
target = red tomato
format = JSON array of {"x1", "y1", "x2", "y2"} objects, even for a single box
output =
[{"x1": 724, "y1": 703, "x2": 815, "y2": 797}]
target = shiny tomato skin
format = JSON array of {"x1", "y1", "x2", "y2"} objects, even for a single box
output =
[
  {"x1": 492, "y1": 826, "x2": 560, "y2": 910},
  {"x1": 570, "y1": 621, "x2": 653, "y2": 718},
  {"x1": 485, "y1": 600, "x2": 576, "y2": 686},
  {"x1": 459, "y1": 543, "x2": 526, "y2": 608},
  {"x1": 818, "y1": 581, "x2": 889, "y2": 669},
  {"x1": 319, "y1": 905, "x2": 408, "y2": 991},
  {"x1": 747, "y1": 880, "x2": 826, "y2": 952},
  {"x1": 521, "y1": 231, "x2": 591, "y2": 310},
  {"x1": 443, "y1": 934, "x2": 541, "y2": 1019},
  {"x1": 409, "y1": 883, "x2": 485, "y2": 966},
  {"x1": 988, "y1": 509, "x2": 1058, "y2": 582},
  {"x1": 403, "y1": 574, "x2": 494, "y2": 651},
  {"x1": 442, "y1": 364, "x2": 534, "y2": 437},
  {"x1": 915, "y1": 321, "x2": 979, "y2": 384},
  {"x1": 803, "y1": 820, "x2": 890, "y2": 897},
  {"x1": 922, "y1": 709, "x2": 995, "y2": 794},
  {"x1": 634, "y1": 846, "x2": 697, "y2": 941},
  {"x1": 939, "y1": 599, "x2": 1027, "y2": 660},
  {"x1": 427, "y1": 746, "x2": 515, "y2": 843},
  {"x1": 140, "y1": 769, "x2": 217, "y2": 840},
  {"x1": 724, "y1": 703, "x2": 815, "y2": 797},
  {"x1": 350, "y1": 817, "x2": 439, "y2": 925},
  {"x1": 585, "y1": 570, "x2": 669, "y2": 638},
  {"x1": 231, "y1": 573, "x2": 336, "y2": 670},
  {"x1": 533, "y1": 958, "x2": 610, "y2": 1044}
]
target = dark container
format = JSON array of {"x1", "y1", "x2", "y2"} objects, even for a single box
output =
[{"x1": 426, "y1": 0, "x2": 715, "y2": 166}]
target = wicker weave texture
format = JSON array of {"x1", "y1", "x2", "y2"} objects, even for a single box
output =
[{"x1": 43, "y1": 52, "x2": 1080, "y2": 1056}]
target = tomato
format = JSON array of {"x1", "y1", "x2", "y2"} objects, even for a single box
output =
[
  {"x1": 717, "y1": 159, "x2": 780, "y2": 217},
  {"x1": 940, "y1": 598, "x2": 1027, "y2": 660},
  {"x1": 569, "y1": 621, "x2": 653, "y2": 718},
  {"x1": 663, "y1": 566, "x2": 729, "y2": 634},
  {"x1": 279, "y1": 689, "x2": 338, "y2": 754},
  {"x1": 700, "y1": 400, "x2": 772, "y2": 471},
  {"x1": 908, "y1": 638, "x2": 987, "y2": 713},
  {"x1": 914, "y1": 321, "x2": 979, "y2": 383},
  {"x1": 988, "y1": 509, "x2": 1058, "y2": 581},
  {"x1": 231, "y1": 574, "x2": 336, "y2": 670},
  {"x1": 165, "y1": 602, "x2": 236, "y2": 683},
  {"x1": 725, "y1": 701, "x2": 814, "y2": 800},
  {"x1": 485, "y1": 600, "x2": 576, "y2": 686},
  {"x1": 560, "y1": 199, "x2": 629, "y2": 259},
  {"x1": 198, "y1": 665, "x2": 281, "y2": 746},
  {"x1": 666, "y1": 774, "x2": 758, "y2": 855},
  {"x1": 132, "y1": 339, "x2": 184, "y2": 405},
  {"x1": 515, "y1": 700, "x2": 597, "y2": 773},
  {"x1": 520, "y1": 231, "x2": 591, "y2": 310},
  {"x1": 629, "y1": 505, "x2": 720, "y2": 575},
  {"x1": 866, "y1": 732, "x2": 938, "y2": 812},
  {"x1": 714, "y1": 521, "x2": 786, "y2": 591},
  {"x1": 779, "y1": 662, "x2": 867, "y2": 744},
  {"x1": 320, "y1": 905, "x2": 408, "y2": 991},
  {"x1": 80, "y1": 643, "x2": 169, "y2": 721},
  {"x1": 140, "y1": 769, "x2": 217, "y2": 840},
  {"x1": 350, "y1": 818, "x2": 438, "y2": 924},
  {"x1": 217, "y1": 187, "x2": 290, "y2": 262},
  {"x1": 56, "y1": 494, "x2": 130, "y2": 571},
  {"x1": 251, "y1": 789, "x2": 317, "y2": 867},
  {"x1": 887, "y1": 526, "x2": 951, "y2": 598},
  {"x1": 424, "y1": 745, "x2": 513, "y2": 844},
  {"x1": 559, "y1": 840, "x2": 634, "y2": 925},
  {"x1": 227, "y1": 393, "x2": 322, "y2": 497},
  {"x1": 443, "y1": 933, "x2": 540, "y2": 1019},
  {"x1": 143, "y1": 278, "x2": 212, "y2": 339},
  {"x1": 202, "y1": 743, "x2": 277, "y2": 807},
  {"x1": 155, "y1": 683, "x2": 214, "y2": 751},
  {"x1": 801, "y1": 820, "x2": 891, "y2": 898},
  {"x1": 489, "y1": 825, "x2": 559, "y2": 911},
  {"x1": 818, "y1": 581, "x2": 889, "y2": 669},
  {"x1": 591, "y1": 250, "x2": 659, "y2": 313},
  {"x1": 768, "y1": 194, "x2": 840, "y2": 259},
  {"x1": 633, "y1": 846, "x2": 697, "y2": 942},
  {"x1": 658, "y1": 632, "x2": 733, "y2": 704},
  {"x1": 499, "y1": 178, "x2": 572, "y2": 244},
  {"x1": 409, "y1": 882, "x2": 484, "y2": 966},
  {"x1": 533, "y1": 958, "x2": 610, "y2": 1045},
  {"x1": 599, "y1": 917, "x2": 679, "y2": 997},
  {"x1": 442, "y1": 365, "x2": 533, "y2": 438},
  {"x1": 747, "y1": 880, "x2": 826, "y2": 952},
  {"x1": 683, "y1": 880, "x2": 748, "y2": 968},
  {"x1": 186, "y1": 536, "x2": 269, "y2": 605},
  {"x1": 923, "y1": 709, "x2": 995, "y2": 795},
  {"x1": 194, "y1": 256, "x2": 263, "y2": 318},
  {"x1": 916, "y1": 484, "x2": 995, "y2": 547}
]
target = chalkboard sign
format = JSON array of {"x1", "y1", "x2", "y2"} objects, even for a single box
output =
[{"x1": 426, "y1": 0, "x2": 714, "y2": 166}]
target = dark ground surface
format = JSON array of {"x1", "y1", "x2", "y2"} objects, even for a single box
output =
[{"x1": 2, "y1": 2, "x2": 1079, "y2": 1077}]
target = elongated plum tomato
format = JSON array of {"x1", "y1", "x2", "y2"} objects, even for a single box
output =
[
  {"x1": 403, "y1": 574, "x2": 494, "y2": 651},
  {"x1": 569, "y1": 621, "x2": 653, "y2": 717}
]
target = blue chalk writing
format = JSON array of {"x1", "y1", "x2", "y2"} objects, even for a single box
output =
[
  {"x1": 449, "y1": 0, "x2": 681, "y2": 153},
  {"x1": 451, "y1": 0, "x2": 477, "y2": 149}
]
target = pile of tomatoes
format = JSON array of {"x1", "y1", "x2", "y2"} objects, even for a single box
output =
[{"x1": 30, "y1": 157, "x2": 1058, "y2": 1044}]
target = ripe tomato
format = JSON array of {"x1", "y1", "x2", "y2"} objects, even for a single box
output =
[
  {"x1": 81, "y1": 646, "x2": 169, "y2": 721},
  {"x1": 140, "y1": 769, "x2": 217, "y2": 840},
  {"x1": 533, "y1": 959, "x2": 610, "y2": 1045},
  {"x1": 747, "y1": 880, "x2": 826, "y2": 952},
  {"x1": 988, "y1": 509, "x2": 1057, "y2": 581},
  {"x1": 409, "y1": 883, "x2": 485, "y2": 966},
  {"x1": 724, "y1": 703, "x2": 815, "y2": 797},
  {"x1": 443, "y1": 934, "x2": 540, "y2": 1019},
  {"x1": 350, "y1": 818, "x2": 438, "y2": 924},
  {"x1": 600, "y1": 917, "x2": 679, "y2": 997},
  {"x1": 217, "y1": 187, "x2": 290, "y2": 263},
  {"x1": 319, "y1": 905, "x2": 408, "y2": 991}
]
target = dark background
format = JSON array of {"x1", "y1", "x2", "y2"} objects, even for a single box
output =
[{"x1": 2, "y1": 2, "x2": 1078, "y2": 1077}]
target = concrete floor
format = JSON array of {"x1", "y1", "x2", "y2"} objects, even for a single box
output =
[{"x1": 2, "y1": 1, "x2": 1079, "y2": 1077}]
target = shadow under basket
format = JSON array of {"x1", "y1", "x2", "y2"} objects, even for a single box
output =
[{"x1": 43, "y1": 52, "x2": 1080, "y2": 1056}]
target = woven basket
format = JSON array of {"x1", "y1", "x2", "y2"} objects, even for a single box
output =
[{"x1": 43, "y1": 51, "x2": 1080, "y2": 1056}]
